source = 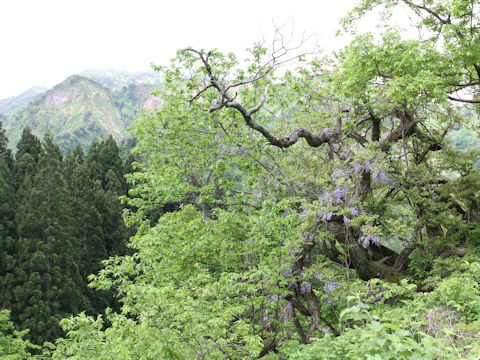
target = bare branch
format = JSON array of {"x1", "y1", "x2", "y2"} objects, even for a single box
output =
[
  {"x1": 447, "y1": 95, "x2": 480, "y2": 103},
  {"x1": 247, "y1": 84, "x2": 270, "y2": 116},
  {"x1": 346, "y1": 131, "x2": 367, "y2": 146},
  {"x1": 183, "y1": 46, "x2": 354, "y2": 160},
  {"x1": 403, "y1": 0, "x2": 451, "y2": 25},
  {"x1": 188, "y1": 84, "x2": 213, "y2": 103},
  {"x1": 379, "y1": 111, "x2": 417, "y2": 152}
]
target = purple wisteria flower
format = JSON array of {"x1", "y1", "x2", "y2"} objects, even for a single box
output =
[
  {"x1": 323, "y1": 211, "x2": 333, "y2": 223},
  {"x1": 333, "y1": 187, "x2": 348, "y2": 204},
  {"x1": 353, "y1": 164, "x2": 364, "y2": 174},
  {"x1": 364, "y1": 161, "x2": 373, "y2": 171},
  {"x1": 237, "y1": 146, "x2": 248, "y2": 155},
  {"x1": 343, "y1": 216, "x2": 351, "y2": 229},
  {"x1": 314, "y1": 272, "x2": 322, "y2": 281},
  {"x1": 331, "y1": 169, "x2": 344, "y2": 179},
  {"x1": 282, "y1": 269, "x2": 292, "y2": 279},
  {"x1": 351, "y1": 207, "x2": 360, "y2": 217},
  {"x1": 300, "y1": 281, "x2": 312, "y2": 294},
  {"x1": 353, "y1": 161, "x2": 373, "y2": 174},
  {"x1": 359, "y1": 234, "x2": 382, "y2": 247},
  {"x1": 321, "y1": 192, "x2": 332, "y2": 205},
  {"x1": 323, "y1": 281, "x2": 338, "y2": 293},
  {"x1": 305, "y1": 231, "x2": 316, "y2": 243}
]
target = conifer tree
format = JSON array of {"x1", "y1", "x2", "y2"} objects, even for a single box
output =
[
  {"x1": 0, "y1": 120, "x2": 13, "y2": 169},
  {"x1": 13, "y1": 133, "x2": 87, "y2": 344},
  {"x1": 63, "y1": 144, "x2": 85, "y2": 186},
  {"x1": 68, "y1": 153, "x2": 111, "y2": 313},
  {"x1": 15, "y1": 127, "x2": 42, "y2": 164},
  {"x1": 0, "y1": 123, "x2": 17, "y2": 310},
  {"x1": 14, "y1": 127, "x2": 42, "y2": 188},
  {"x1": 87, "y1": 136, "x2": 125, "y2": 192},
  {"x1": 12, "y1": 128, "x2": 42, "y2": 330},
  {"x1": 86, "y1": 136, "x2": 129, "y2": 256}
]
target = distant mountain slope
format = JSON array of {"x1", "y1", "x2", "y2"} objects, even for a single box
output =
[
  {"x1": 0, "y1": 86, "x2": 47, "y2": 120},
  {"x1": 6, "y1": 73, "x2": 161, "y2": 152}
]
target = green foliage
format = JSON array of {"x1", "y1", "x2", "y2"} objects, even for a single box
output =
[
  {"x1": 50, "y1": 312, "x2": 182, "y2": 360},
  {"x1": 12, "y1": 133, "x2": 87, "y2": 344},
  {"x1": 4, "y1": 74, "x2": 159, "y2": 154},
  {"x1": 0, "y1": 309, "x2": 37, "y2": 359},
  {"x1": 8, "y1": 0, "x2": 480, "y2": 358},
  {"x1": 286, "y1": 267, "x2": 480, "y2": 359},
  {"x1": 0, "y1": 87, "x2": 46, "y2": 118},
  {"x1": 0, "y1": 125, "x2": 133, "y2": 347},
  {"x1": 50, "y1": 11, "x2": 480, "y2": 356},
  {"x1": 0, "y1": 128, "x2": 17, "y2": 310}
]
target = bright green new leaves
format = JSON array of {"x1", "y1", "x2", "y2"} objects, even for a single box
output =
[
  {"x1": 344, "y1": 0, "x2": 480, "y2": 104},
  {"x1": 49, "y1": 1, "x2": 480, "y2": 358},
  {"x1": 0, "y1": 310, "x2": 37, "y2": 359},
  {"x1": 333, "y1": 31, "x2": 449, "y2": 107},
  {"x1": 86, "y1": 203, "x2": 300, "y2": 359},
  {"x1": 287, "y1": 266, "x2": 480, "y2": 359}
]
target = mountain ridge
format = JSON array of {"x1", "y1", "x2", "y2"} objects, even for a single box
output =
[
  {"x1": 1, "y1": 70, "x2": 162, "y2": 152},
  {"x1": 0, "y1": 86, "x2": 47, "y2": 120}
]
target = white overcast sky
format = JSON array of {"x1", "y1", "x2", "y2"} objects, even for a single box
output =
[{"x1": 0, "y1": 0, "x2": 401, "y2": 99}]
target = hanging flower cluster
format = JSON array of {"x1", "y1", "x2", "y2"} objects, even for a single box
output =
[{"x1": 359, "y1": 234, "x2": 382, "y2": 247}]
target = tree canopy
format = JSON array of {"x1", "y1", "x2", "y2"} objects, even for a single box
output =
[{"x1": 26, "y1": 0, "x2": 480, "y2": 359}]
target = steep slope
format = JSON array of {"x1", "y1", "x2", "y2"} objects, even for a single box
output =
[
  {"x1": 6, "y1": 74, "x2": 160, "y2": 152},
  {"x1": 0, "y1": 87, "x2": 47, "y2": 121}
]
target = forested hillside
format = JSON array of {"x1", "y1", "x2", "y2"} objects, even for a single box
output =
[
  {"x1": 2, "y1": 0, "x2": 480, "y2": 359},
  {"x1": 0, "y1": 71, "x2": 161, "y2": 153},
  {"x1": 0, "y1": 87, "x2": 47, "y2": 119}
]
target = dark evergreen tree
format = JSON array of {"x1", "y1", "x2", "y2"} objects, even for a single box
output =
[
  {"x1": 63, "y1": 144, "x2": 84, "y2": 186},
  {"x1": 0, "y1": 123, "x2": 17, "y2": 310},
  {"x1": 0, "y1": 121, "x2": 13, "y2": 169},
  {"x1": 2, "y1": 131, "x2": 133, "y2": 343},
  {"x1": 14, "y1": 127, "x2": 42, "y2": 188},
  {"x1": 68, "y1": 157, "x2": 111, "y2": 313},
  {"x1": 87, "y1": 135, "x2": 125, "y2": 193},
  {"x1": 13, "y1": 133, "x2": 87, "y2": 344},
  {"x1": 123, "y1": 152, "x2": 137, "y2": 180},
  {"x1": 86, "y1": 136, "x2": 129, "y2": 256},
  {"x1": 15, "y1": 127, "x2": 42, "y2": 164},
  {"x1": 12, "y1": 128, "x2": 42, "y2": 325}
]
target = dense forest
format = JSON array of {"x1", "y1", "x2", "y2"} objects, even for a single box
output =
[
  {"x1": 2, "y1": 0, "x2": 480, "y2": 359},
  {"x1": 0, "y1": 124, "x2": 133, "y2": 347}
]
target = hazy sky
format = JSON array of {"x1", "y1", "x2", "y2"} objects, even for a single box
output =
[{"x1": 0, "y1": 0, "x2": 376, "y2": 99}]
